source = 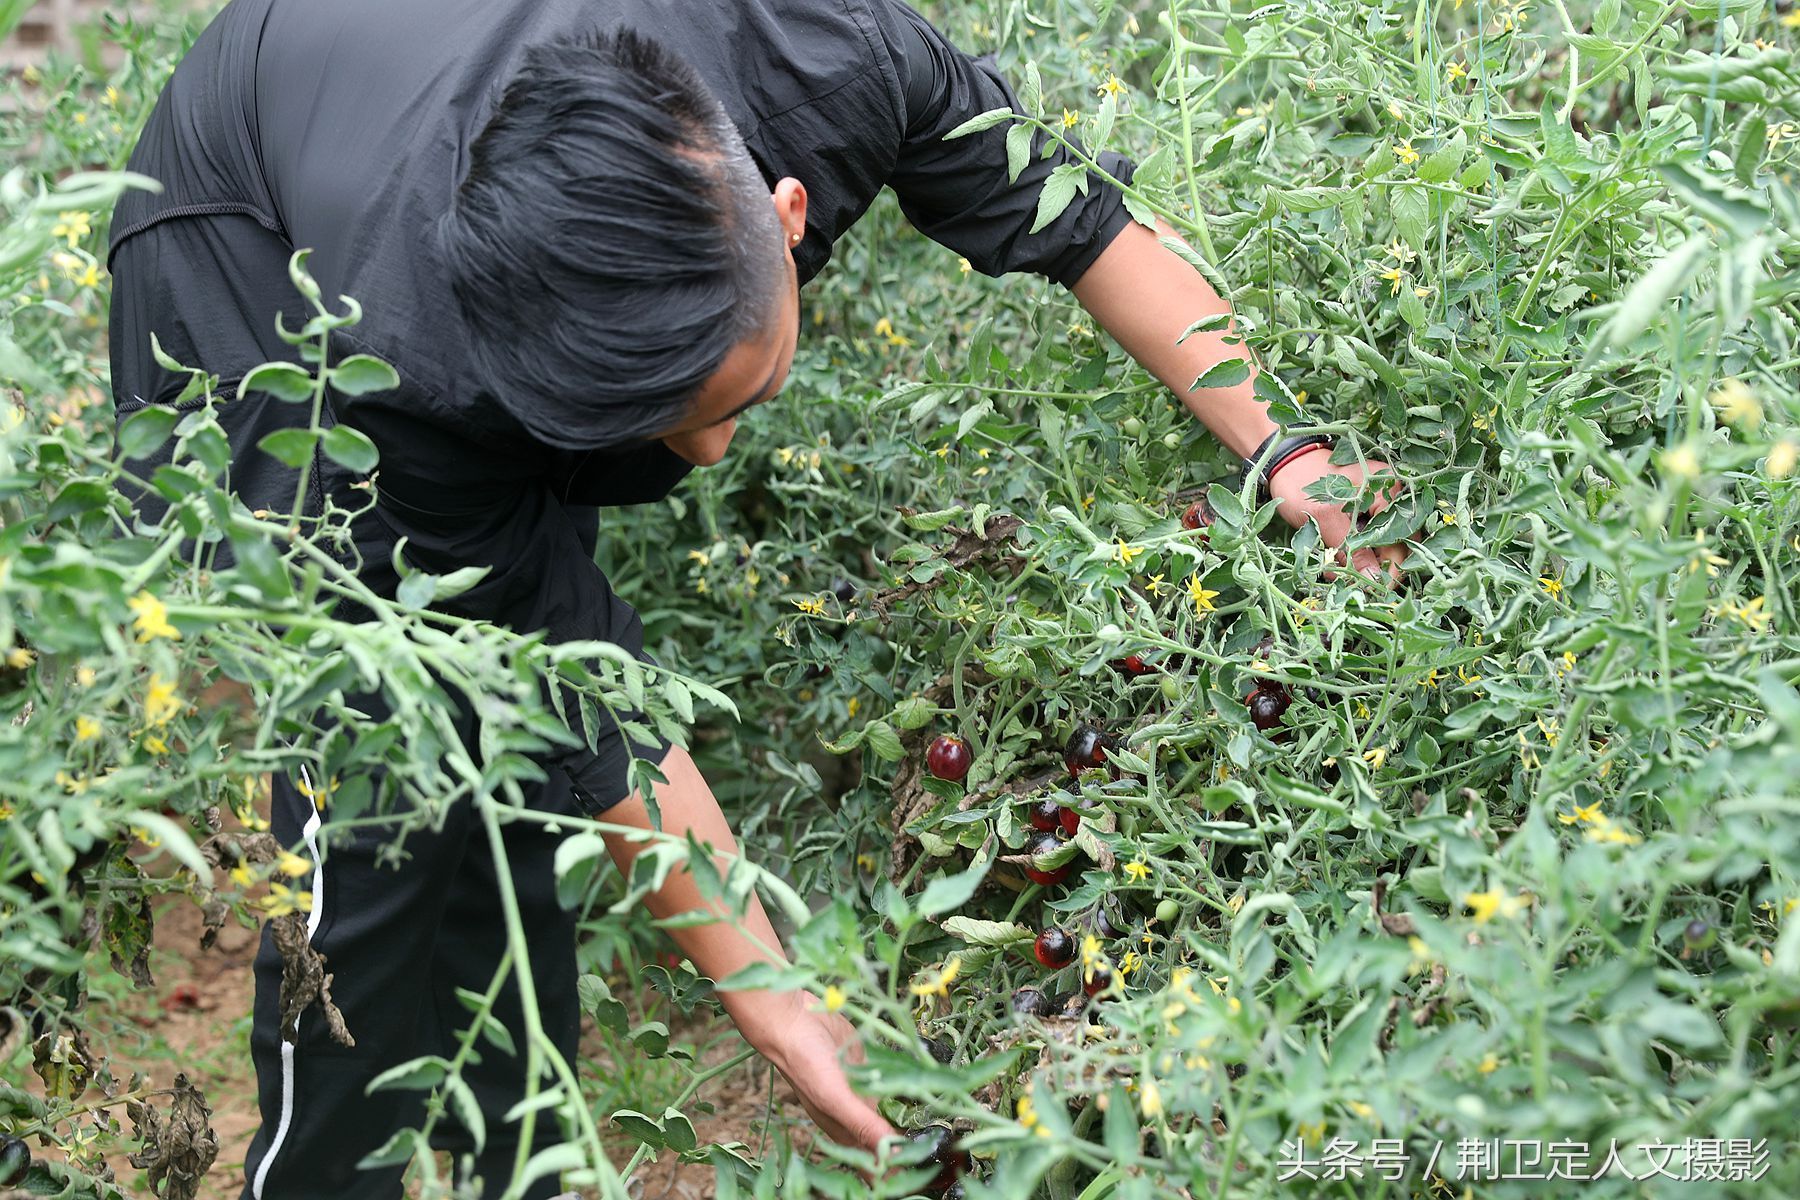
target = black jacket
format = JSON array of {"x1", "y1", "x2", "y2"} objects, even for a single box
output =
[{"x1": 109, "y1": 0, "x2": 1136, "y2": 806}]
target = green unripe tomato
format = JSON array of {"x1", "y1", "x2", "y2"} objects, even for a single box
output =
[
  {"x1": 1121, "y1": 416, "x2": 1145, "y2": 438},
  {"x1": 1162, "y1": 432, "x2": 1182, "y2": 448},
  {"x1": 1159, "y1": 674, "x2": 1180, "y2": 702},
  {"x1": 1155, "y1": 898, "x2": 1181, "y2": 925}
]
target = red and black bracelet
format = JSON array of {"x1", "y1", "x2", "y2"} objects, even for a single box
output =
[{"x1": 1244, "y1": 432, "x2": 1334, "y2": 506}]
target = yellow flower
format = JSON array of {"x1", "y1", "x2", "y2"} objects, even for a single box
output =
[
  {"x1": 1362, "y1": 745, "x2": 1388, "y2": 770},
  {"x1": 1186, "y1": 573, "x2": 1219, "y2": 613},
  {"x1": 909, "y1": 957, "x2": 962, "y2": 998},
  {"x1": 870, "y1": 316, "x2": 911, "y2": 348},
  {"x1": 1766, "y1": 440, "x2": 1797, "y2": 479},
  {"x1": 695, "y1": 578, "x2": 709, "y2": 595},
  {"x1": 1463, "y1": 889, "x2": 1529, "y2": 923},
  {"x1": 1538, "y1": 575, "x2": 1563, "y2": 599},
  {"x1": 1709, "y1": 378, "x2": 1761, "y2": 430},
  {"x1": 103, "y1": 85, "x2": 120, "y2": 108},
  {"x1": 1477, "y1": 1053, "x2": 1500, "y2": 1074},
  {"x1": 687, "y1": 549, "x2": 711, "y2": 567},
  {"x1": 957, "y1": 256, "x2": 972, "y2": 274},
  {"x1": 1384, "y1": 240, "x2": 1415, "y2": 264},
  {"x1": 75, "y1": 716, "x2": 101, "y2": 742},
  {"x1": 1081, "y1": 933, "x2": 1105, "y2": 968},
  {"x1": 1061, "y1": 107, "x2": 1080, "y2": 128},
  {"x1": 1379, "y1": 266, "x2": 1404, "y2": 295},
  {"x1": 130, "y1": 826, "x2": 160, "y2": 849},
  {"x1": 1660, "y1": 442, "x2": 1701, "y2": 480},
  {"x1": 823, "y1": 985, "x2": 846, "y2": 1013},
  {"x1": 1123, "y1": 859, "x2": 1151, "y2": 882},
  {"x1": 1446, "y1": 60, "x2": 1468, "y2": 84},
  {"x1": 1395, "y1": 140, "x2": 1420, "y2": 165},
  {"x1": 1421, "y1": 669, "x2": 1441, "y2": 689},
  {"x1": 229, "y1": 865, "x2": 255, "y2": 888},
  {"x1": 1556, "y1": 650, "x2": 1578, "y2": 676},
  {"x1": 52, "y1": 211, "x2": 91, "y2": 248},
  {"x1": 846, "y1": 696, "x2": 860, "y2": 718},
  {"x1": 1143, "y1": 573, "x2": 1167, "y2": 597},
  {"x1": 1456, "y1": 664, "x2": 1482, "y2": 686},
  {"x1": 1016, "y1": 1095, "x2": 1052, "y2": 1138},
  {"x1": 144, "y1": 674, "x2": 180, "y2": 727},
  {"x1": 1784, "y1": 8, "x2": 1800, "y2": 26},
  {"x1": 129, "y1": 590, "x2": 180, "y2": 642},
  {"x1": 1119, "y1": 949, "x2": 1143, "y2": 975},
  {"x1": 1099, "y1": 73, "x2": 1126, "y2": 98},
  {"x1": 75, "y1": 666, "x2": 97, "y2": 688},
  {"x1": 854, "y1": 852, "x2": 876, "y2": 872},
  {"x1": 793, "y1": 596, "x2": 826, "y2": 617},
  {"x1": 1584, "y1": 815, "x2": 1642, "y2": 846},
  {"x1": 1115, "y1": 539, "x2": 1142, "y2": 566},
  {"x1": 295, "y1": 773, "x2": 335, "y2": 812},
  {"x1": 1139, "y1": 1077, "x2": 1163, "y2": 1119},
  {"x1": 257, "y1": 883, "x2": 314, "y2": 917},
  {"x1": 275, "y1": 850, "x2": 312, "y2": 878},
  {"x1": 1293, "y1": 389, "x2": 1308, "y2": 409},
  {"x1": 1558, "y1": 800, "x2": 1604, "y2": 826},
  {"x1": 142, "y1": 735, "x2": 169, "y2": 755}
]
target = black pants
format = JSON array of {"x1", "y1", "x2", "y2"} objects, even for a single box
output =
[{"x1": 239, "y1": 762, "x2": 584, "y2": 1198}]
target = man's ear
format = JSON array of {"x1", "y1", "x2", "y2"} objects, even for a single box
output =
[{"x1": 773, "y1": 177, "x2": 809, "y2": 245}]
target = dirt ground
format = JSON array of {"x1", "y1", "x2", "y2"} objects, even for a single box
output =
[{"x1": 16, "y1": 848, "x2": 813, "y2": 1199}]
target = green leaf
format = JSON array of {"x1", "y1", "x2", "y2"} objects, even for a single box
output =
[
  {"x1": 1005, "y1": 122, "x2": 1033, "y2": 183},
  {"x1": 329, "y1": 354, "x2": 400, "y2": 396},
  {"x1": 357, "y1": 1128, "x2": 424, "y2": 1169},
  {"x1": 890, "y1": 697, "x2": 942, "y2": 731},
  {"x1": 444, "y1": 1076, "x2": 485, "y2": 1154},
  {"x1": 238, "y1": 362, "x2": 316, "y2": 403},
  {"x1": 257, "y1": 428, "x2": 319, "y2": 469},
  {"x1": 862, "y1": 720, "x2": 905, "y2": 762},
  {"x1": 1189, "y1": 358, "x2": 1250, "y2": 390},
  {"x1": 321, "y1": 425, "x2": 379, "y2": 473},
  {"x1": 662, "y1": 1107, "x2": 699, "y2": 1153},
  {"x1": 940, "y1": 916, "x2": 1033, "y2": 946},
  {"x1": 1654, "y1": 162, "x2": 1769, "y2": 237},
  {"x1": 118, "y1": 406, "x2": 180, "y2": 461},
  {"x1": 1586, "y1": 234, "x2": 1710, "y2": 361},
  {"x1": 1029, "y1": 163, "x2": 1086, "y2": 234},
  {"x1": 1391, "y1": 184, "x2": 1429, "y2": 245},
  {"x1": 944, "y1": 107, "x2": 1015, "y2": 140},
  {"x1": 918, "y1": 864, "x2": 986, "y2": 918},
  {"x1": 366, "y1": 1056, "x2": 449, "y2": 1093},
  {"x1": 1415, "y1": 131, "x2": 1466, "y2": 184}
]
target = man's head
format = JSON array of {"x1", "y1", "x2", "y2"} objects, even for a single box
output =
[{"x1": 440, "y1": 28, "x2": 806, "y2": 463}]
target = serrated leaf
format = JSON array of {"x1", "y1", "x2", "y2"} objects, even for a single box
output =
[
  {"x1": 445, "y1": 1076, "x2": 485, "y2": 1154},
  {"x1": 1005, "y1": 122, "x2": 1033, "y2": 184},
  {"x1": 890, "y1": 697, "x2": 942, "y2": 731},
  {"x1": 367, "y1": 1055, "x2": 449, "y2": 1093},
  {"x1": 1029, "y1": 163, "x2": 1085, "y2": 234},
  {"x1": 863, "y1": 720, "x2": 905, "y2": 762},
  {"x1": 918, "y1": 864, "x2": 986, "y2": 918},
  {"x1": 1189, "y1": 358, "x2": 1250, "y2": 390},
  {"x1": 118, "y1": 405, "x2": 179, "y2": 461}
]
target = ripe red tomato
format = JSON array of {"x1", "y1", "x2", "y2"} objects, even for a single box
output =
[
  {"x1": 1181, "y1": 498, "x2": 1215, "y2": 535},
  {"x1": 925, "y1": 734, "x2": 972, "y2": 782},
  {"x1": 1111, "y1": 653, "x2": 1157, "y2": 677},
  {"x1": 1026, "y1": 797, "x2": 1061, "y2": 832},
  {"x1": 1034, "y1": 927, "x2": 1075, "y2": 968}
]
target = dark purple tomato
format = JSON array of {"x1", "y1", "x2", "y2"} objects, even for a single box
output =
[
  {"x1": 1034, "y1": 927, "x2": 1076, "y2": 968},
  {"x1": 1057, "y1": 990, "x2": 1091, "y2": 1018},
  {"x1": 1010, "y1": 987, "x2": 1054, "y2": 1018},
  {"x1": 830, "y1": 577, "x2": 857, "y2": 604},
  {"x1": 925, "y1": 735, "x2": 972, "y2": 782},
  {"x1": 905, "y1": 1125, "x2": 970, "y2": 1191},
  {"x1": 1063, "y1": 724, "x2": 1117, "y2": 777},
  {"x1": 1091, "y1": 900, "x2": 1129, "y2": 940},
  {"x1": 922, "y1": 1036, "x2": 955, "y2": 1065},
  {"x1": 0, "y1": 1137, "x2": 26, "y2": 1187},
  {"x1": 1083, "y1": 960, "x2": 1116, "y2": 997},
  {"x1": 1245, "y1": 686, "x2": 1291, "y2": 732},
  {"x1": 1023, "y1": 831, "x2": 1075, "y2": 887},
  {"x1": 1026, "y1": 797, "x2": 1062, "y2": 832}
]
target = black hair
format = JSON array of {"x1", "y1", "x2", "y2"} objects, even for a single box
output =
[{"x1": 438, "y1": 28, "x2": 786, "y2": 449}]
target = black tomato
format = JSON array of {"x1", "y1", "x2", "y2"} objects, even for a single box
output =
[
  {"x1": 1025, "y1": 797, "x2": 1062, "y2": 832},
  {"x1": 1010, "y1": 987, "x2": 1054, "y2": 1018},
  {"x1": 830, "y1": 577, "x2": 857, "y2": 604},
  {"x1": 1245, "y1": 686, "x2": 1291, "y2": 732},
  {"x1": 905, "y1": 1124, "x2": 970, "y2": 1192},
  {"x1": 925, "y1": 735, "x2": 973, "y2": 782},
  {"x1": 1063, "y1": 724, "x2": 1117, "y2": 777},
  {"x1": 922, "y1": 1036, "x2": 955, "y2": 1065},
  {"x1": 1083, "y1": 960, "x2": 1116, "y2": 997},
  {"x1": 1034, "y1": 927, "x2": 1076, "y2": 968},
  {"x1": 1090, "y1": 900, "x2": 1129, "y2": 940},
  {"x1": 1023, "y1": 830, "x2": 1074, "y2": 886},
  {"x1": 0, "y1": 1136, "x2": 27, "y2": 1186}
]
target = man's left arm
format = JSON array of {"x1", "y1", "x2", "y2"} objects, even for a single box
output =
[{"x1": 1069, "y1": 215, "x2": 1410, "y2": 579}]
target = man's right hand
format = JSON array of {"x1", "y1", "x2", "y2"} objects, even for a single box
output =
[{"x1": 761, "y1": 995, "x2": 896, "y2": 1151}]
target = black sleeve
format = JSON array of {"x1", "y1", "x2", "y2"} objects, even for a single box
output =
[
  {"x1": 876, "y1": 1, "x2": 1137, "y2": 287},
  {"x1": 340, "y1": 404, "x2": 675, "y2": 813}
]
